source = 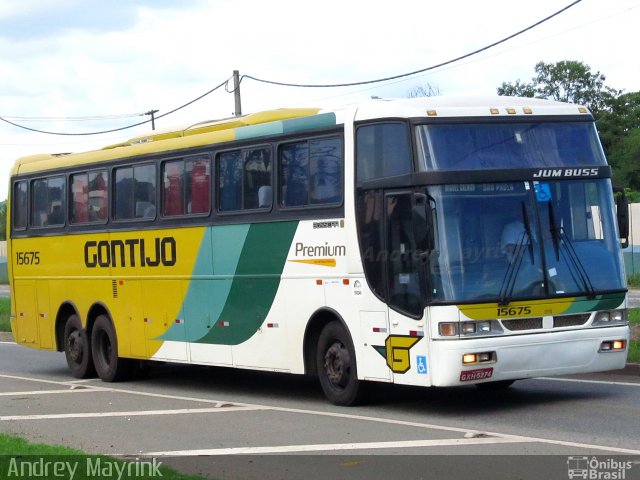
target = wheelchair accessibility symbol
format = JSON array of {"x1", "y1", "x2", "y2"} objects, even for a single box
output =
[
  {"x1": 534, "y1": 183, "x2": 552, "y2": 202},
  {"x1": 416, "y1": 355, "x2": 428, "y2": 375}
]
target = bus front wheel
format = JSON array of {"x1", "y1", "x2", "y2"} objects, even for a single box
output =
[
  {"x1": 63, "y1": 314, "x2": 96, "y2": 379},
  {"x1": 91, "y1": 314, "x2": 132, "y2": 382},
  {"x1": 316, "y1": 321, "x2": 366, "y2": 406}
]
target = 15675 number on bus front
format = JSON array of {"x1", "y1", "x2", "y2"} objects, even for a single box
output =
[
  {"x1": 496, "y1": 306, "x2": 531, "y2": 317},
  {"x1": 15, "y1": 251, "x2": 41, "y2": 265}
]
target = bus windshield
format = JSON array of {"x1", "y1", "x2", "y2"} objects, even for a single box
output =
[
  {"x1": 427, "y1": 179, "x2": 625, "y2": 303},
  {"x1": 416, "y1": 121, "x2": 607, "y2": 171}
]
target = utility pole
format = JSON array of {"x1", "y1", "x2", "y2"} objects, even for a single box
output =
[
  {"x1": 145, "y1": 109, "x2": 159, "y2": 130},
  {"x1": 233, "y1": 70, "x2": 242, "y2": 117}
]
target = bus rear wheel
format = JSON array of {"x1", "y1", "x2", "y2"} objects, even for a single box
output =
[
  {"x1": 63, "y1": 314, "x2": 96, "y2": 379},
  {"x1": 91, "y1": 314, "x2": 132, "y2": 382},
  {"x1": 316, "y1": 321, "x2": 366, "y2": 406}
]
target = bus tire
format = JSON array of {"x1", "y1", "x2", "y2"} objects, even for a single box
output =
[
  {"x1": 63, "y1": 314, "x2": 96, "y2": 379},
  {"x1": 91, "y1": 314, "x2": 132, "y2": 382},
  {"x1": 316, "y1": 321, "x2": 366, "y2": 406}
]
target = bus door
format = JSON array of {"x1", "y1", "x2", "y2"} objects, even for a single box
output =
[
  {"x1": 35, "y1": 281, "x2": 53, "y2": 349},
  {"x1": 383, "y1": 190, "x2": 431, "y2": 385}
]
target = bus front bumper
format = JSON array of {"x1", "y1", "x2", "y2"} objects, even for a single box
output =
[{"x1": 430, "y1": 325, "x2": 630, "y2": 387}]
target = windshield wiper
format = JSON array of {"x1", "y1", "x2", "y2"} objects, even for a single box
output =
[
  {"x1": 499, "y1": 202, "x2": 534, "y2": 306},
  {"x1": 547, "y1": 202, "x2": 596, "y2": 298}
]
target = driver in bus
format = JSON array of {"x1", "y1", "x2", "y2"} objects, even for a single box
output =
[{"x1": 500, "y1": 220, "x2": 531, "y2": 263}]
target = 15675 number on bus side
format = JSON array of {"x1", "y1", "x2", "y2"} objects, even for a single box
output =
[
  {"x1": 496, "y1": 306, "x2": 531, "y2": 317},
  {"x1": 15, "y1": 251, "x2": 41, "y2": 265}
]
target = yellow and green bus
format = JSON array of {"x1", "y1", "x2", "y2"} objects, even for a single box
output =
[{"x1": 8, "y1": 97, "x2": 630, "y2": 405}]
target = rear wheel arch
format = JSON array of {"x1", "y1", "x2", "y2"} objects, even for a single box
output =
[
  {"x1": 55, "y1": 302, "x2": 80, "y2": 352},
  {"x1": 86, "y1": 302, "x2": 111, "y2": 342}
]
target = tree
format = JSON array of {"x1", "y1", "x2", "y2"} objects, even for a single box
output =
[
  {"x1": 497, "y1": 60, "x2": 621, "y2": 115},
  {"x1": 599, "y1": 93, "x2": 640, "y2": 188},
  {"x1": 497, "y1": 60, "x2": 640, "y2": 189},
  {"x1": 0, "y1": 201, "x2": 5, "y2": 241},
  {"x1": 407, "y1": 83, "x2": 441, "y2": 98}
]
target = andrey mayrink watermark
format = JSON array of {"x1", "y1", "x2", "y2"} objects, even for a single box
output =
[{"x1": 2, "y1": 457, "x2": 163, "y2": 479}]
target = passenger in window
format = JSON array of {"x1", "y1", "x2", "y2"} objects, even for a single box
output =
[
  {"x1": 258, "y1": 185, "x2": 272, "y2": 208},
  {"x1": 48, "y1": 205, "x2": 64, "y2": 225}
]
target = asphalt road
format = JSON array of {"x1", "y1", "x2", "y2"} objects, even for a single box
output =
[{"x1": 0, "y1": 342, "x2": 639, "y2": 480}]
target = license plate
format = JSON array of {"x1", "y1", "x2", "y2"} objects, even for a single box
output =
[{"x1": 460, "y1": 367, "x2": 494, "y2": 382}]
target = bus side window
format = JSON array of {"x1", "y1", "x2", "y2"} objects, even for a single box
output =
[
  {"x1": 71, "y1": 170, "x2": 108, "y2": 224},
  {"x1": 31, "y1": 176, "x2": 65, "y2": 227},
  {"x1": 114, "y1": 164, "x2": 156, "y2": 221},
  {"x1": 280, "y1": 137, "x2": 343, "y2": 207},
  {"x1": 163, "y1": 160, "x2": 184, "y2": 216},
  {"x1": 218, "y1": 148, "x2": 270, "y2": 212},
  {"x1": 13, "y1": 181, "x2": 28, "y2": 230},
  {"x1": 356, "y1": 123, "x2": 411, "y2": 183},
  {"x1": 218, "y1": 151, "x2": 243, "y2": 212},
  {"x1": 188, "y1": 157, "x2": 211, "y2": 214},
  {"x1": 243, "y1": 148, "x2": 271, "y2": 210}
]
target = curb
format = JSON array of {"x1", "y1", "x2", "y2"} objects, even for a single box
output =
[
  {"x1": 613, "y1": 363, "x2": 640, "y2": 376},
  {"x1": 0, "y1": 332, "x2": 14, "y2": 343}
]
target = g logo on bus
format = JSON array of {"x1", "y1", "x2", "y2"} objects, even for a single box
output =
[{"x1": 373, "y1": 335, "x2": 422, "y2": 374}]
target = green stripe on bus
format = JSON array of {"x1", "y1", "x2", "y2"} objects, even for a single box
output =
[
  {"x1": 564, "y1": 292, "x2": 626, "y2": 314},
  {"x1": 159, "y1": 221, "x2": 298, "y2": 345},
  {"x1": 159, "y1": 225, "x2": 251, "y2": 342},
  {"x1": 282, "y1": 113, "x2": 336, "y2": 133},
  {"x1": 194, "y1": 221, "x2": 298, "y2": 345},
  {"x1": 233, "y1": 112, "x2": 337, "y2": 142}
]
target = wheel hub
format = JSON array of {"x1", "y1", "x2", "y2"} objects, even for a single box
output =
[
  {"x1": 324, "y1": 342, "x2": 350, "y2": 387},
  {"x1": 67, "y1": 330, "x2": 83, "y2": 363}
]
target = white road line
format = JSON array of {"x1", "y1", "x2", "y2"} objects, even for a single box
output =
[
  {"x1": 267, "y1": 407, "x2": 640, "y2": 455},
  {"x1": 0, "y1": 406, "x2": 261, "y2": 422},
  {"x1": 0, "y1": 342, "x2": 16, "y2": 345},
  {"x1": 2, "y1": 371, "x2": 639, "y2": 456},
  {"x1": 142, "y1": 437, "x2": 521, "y2": 456},
  {"x1": 0, "y1": 388, "x2": 104, "y2": 397},
  {"x1": 0, "y1": 373, "x2": 84, "y2": 386},
  {"x1": 512, "y1": 436, "x2": 640, "y2": 455},
  {"x1": 537, "y1": 376, "x2": 640, "y2": 387},
  {"x1": 82, "y1": 384, "x2": 261, "y2": 409},
  {"x1": 0, "y1": 373, "x2": 257, "y2": 409}
]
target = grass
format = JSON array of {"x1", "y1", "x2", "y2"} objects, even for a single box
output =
[
  {"x1": 628, "y1": 274, "x2": 640, "y2": 289},
  {"x1": 0, "y1": 433, "x2": 208, "y2": 480},
  {"x1": 0, "y1": 297, "x2": 9, "y2": 333}
]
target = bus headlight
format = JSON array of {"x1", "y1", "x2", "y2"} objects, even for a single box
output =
[
  {"x1": 599, "y1": 340, "x2": 626, "y2": 352},
  {"x1": 460, "y1": 321, "x2": 497, "y2": 336},
  {"x1": 438, "y1": 321, "x2": 502, "y2": 338},
  {"x1": 593, "y1": 310, "x2": 627, "y2": 326},
  {"x1": 439, "y1": 323, "x2": 458, "y2": 336}
]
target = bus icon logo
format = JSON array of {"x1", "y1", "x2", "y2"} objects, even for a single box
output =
[{"x1": 567, "y1": 456, "x2": 588, "y2": 479}]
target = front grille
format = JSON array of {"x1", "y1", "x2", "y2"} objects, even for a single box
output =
[
  {"x1": 501, "y1": 317, "x2": 543, "y2": 331},
  {"x1": 553, "y1": 313, "x2": 590, "y2": 328}
]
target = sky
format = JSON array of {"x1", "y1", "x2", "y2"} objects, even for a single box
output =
[{"x1": 1, "y1": 0, "x2": 639, "y2": 201}]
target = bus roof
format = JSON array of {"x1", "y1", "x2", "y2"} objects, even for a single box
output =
[
  {"x1": 352, "y1": 95, "x2": 591, "y2": 121},
  {"x1": 11, "y1": 96, "x2": 591, "y2": 176}
]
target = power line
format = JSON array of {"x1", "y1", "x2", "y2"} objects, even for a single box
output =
[
  {"x1": 242, "y1": 0, "x2": 583, "y2": 88},
  {"x1": 0, "y1": 113, "x2": 146, "y2": 122},
  {"x1": 0, "y1": 77, "x2": 232, "y2": 136},
  {"x1": 0, "y1": 0, "x2": 584, "y2": 137}
]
